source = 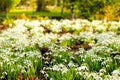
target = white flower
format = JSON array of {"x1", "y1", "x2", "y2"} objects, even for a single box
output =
[
  {"x1": 59, "y1": 63, "x2": 65, "y2": 68},
  {"x1": 52, "y1": 65, "x2": 59, "y2": 71},
  {"x1": 11, "y1": 69, "x2": 15, "y2": 72},
  {"x1": 2, "y1": 72, "x2": 7, "y2": 75},
  {"x1": 99, "y1": 68, "x2": 106, "y2": 73},
  {"x1": 0, "y1": 62, "x2": 3, "y2": 67},
  {"x1": 88, "y1": 72, "x2": 102, "y2": 80},
  {"x1": 76, "y1": 72, "x2": 82, "y2": 75},
  {"x1": 99, "y1": 68, "x2": 106, "y2": 76},
  {"x1": 68, "y1": 61, "x2": 76, "y2": 67},
  {"x1": 61, "y1": 67, "x2": 68, "y2": 74},
  {"x1": 50, "y1": 78, "x2": 54, "y2": 80},
  {"x1": 112, "y1": 70, "x2": 120, "y2": 76},
  {"x1": 51, "y1": 64, "x2": 68, "y2": 74},
  {"x1": 59, "y1": 33, "x2": 72, "y2": 41},
  {"x1": 17, "y1": 65, "x2": 22, "y2": 69},
  {"x1": 21, "y1": 69, "x2": 26, "y2": 73},
  {"x1": 76, "y1": 65, "x2": 88, "y2": 71},
  {"x1": 41, "y1": 70, "x2": 46, "y2": 74}
]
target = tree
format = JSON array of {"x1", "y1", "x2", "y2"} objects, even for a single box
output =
[
  {"x1": 61, "y1": 0, "x2": 76, "y2": 14},
  {"x1": 69, "y1": 0, "x2": 78, "y2": 13},
  {"x1": 36, "y1": 0, "x2": 48, "y2": 11},
  {"x1": 78, "y1": 0, "x2": 120, "y2": 20},
  {"x1": 0, "y1": 0, "x2": 21, "y2": 13},
  {"x1": 60, "y1": 0, "x2": 78, "y2": 19},
  {"x1": 61, "y1": 0, "x2": 66, "y2": 14}
]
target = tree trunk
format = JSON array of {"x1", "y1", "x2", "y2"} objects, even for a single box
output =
[
  {"x1": 54, "y1": 0, "x2": 57, "y2": 6},
  {"x1": 0, "y1": 1, "x2": 7, "y2": 13},
  {"x1": 36, "y1": 0, "x2": 46, "y2": 11},
  {"x1": 61, "y1": 0, "x2": 64, "y2": 15}
]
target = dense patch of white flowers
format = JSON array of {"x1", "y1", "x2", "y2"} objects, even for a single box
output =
[{"x1": 0, "y1": 19, "x2": 120, "y2": 79}]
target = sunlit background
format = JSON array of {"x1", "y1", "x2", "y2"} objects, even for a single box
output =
[{"x1": 0, "y1": 0, "x2": 120, "y2": 21}]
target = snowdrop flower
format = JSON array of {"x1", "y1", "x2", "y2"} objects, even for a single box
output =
[
  {"x1": 51, "y1": 64, "x2": 68, "y2": 74},
  {"x1": 59, "y1": 63, "x2": 65, "y2": 68},
  {"x1": 59, "y1": 33, "x2": 72, "y2": 41},
  {"x1": 99, "y1": 68, "x2": 106, "y2": 73},
  {"x1": 112, "y1": 70, "x2": 120, "y2": 76},
  {"x1": 41, "y1": 70, "x2": 46, "y2": 74},
  {"x1": 0, "y1": 62, "x2": 3, "y2": 67},
  {"x1": 63, "y1": 59, "x2": 67, "y2": 62},
  {"x1": 52, "y1": 65, "x2": 60, "y2": 71},
  {"x1": 76, "y1": 65, "x2": 88, "y2": 71},
  {"x1": 50, "y1": 22, "x2": 62, "y2": 32},
  {"x1": 96, "y1": 25, "x2": 106, "y2": 31},
  {"x1": 61, "y1": 67, "x2": 68, "y2": 74},
  {"x1": 2, "y1": 72, "x2": 7, "y2": 75},
  {"x1": 17, "y1": 65, "x2": 23, "y2": 69},
  {"x1": 99, "y1": 68, "x2": 106, "y2": 76},
  {"x1": 76, "y1": 72, "x2": 82, "y2": 75},
  {"x1": 31, "y1": 26, "x2": 44, "y2": 33},
  {"x1": 11, "y1": 69, "x2": 15, "y2": 72},
  {"x1": 21, "y1": 69, "x2": 26, "y2": 73},
  {"x1": 110, "y1": 76, "x2": 120, "y2": 80},
  {"x1": 50, "y1": 78, "x2": 54, "y2": 80},
  {"x1": 92, "y1": 20, "x2": 102, "y2": 25},
  {"x1": 88, "y1": 72, "x2": 102, "y2": 80},
  {"x1": 68, "y1": 61, "x2": 76, "y2": 67}
]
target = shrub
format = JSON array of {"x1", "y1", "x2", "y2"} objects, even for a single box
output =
[{"x1": 95, "y1": 3, "x2": 120, "y2": 21}]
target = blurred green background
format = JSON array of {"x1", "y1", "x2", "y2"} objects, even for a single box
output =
[{"x1": 0, "y1": 0, "x2": 120, "y2": 21}]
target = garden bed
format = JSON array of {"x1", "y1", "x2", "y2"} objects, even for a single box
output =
[{"x1": 0, "y1": 19, "x2": 120, "y2": 80}]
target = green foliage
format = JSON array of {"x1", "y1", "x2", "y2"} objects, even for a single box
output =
[
  {"x1": 47, "y1": 68, "x2": 76, "y2": 80},
  {"x1": 0, "y1": 0, "x2": 21, "y2": 12},
  {"x1": 95, "y1": 3, "x2": 120, "y2": 20},
  {"x1": 78, "y1": 0, "x2": 120, "y2": 20},
  {"x1": 1, "y1": 19, "x2": 120, "y2": 79}
]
